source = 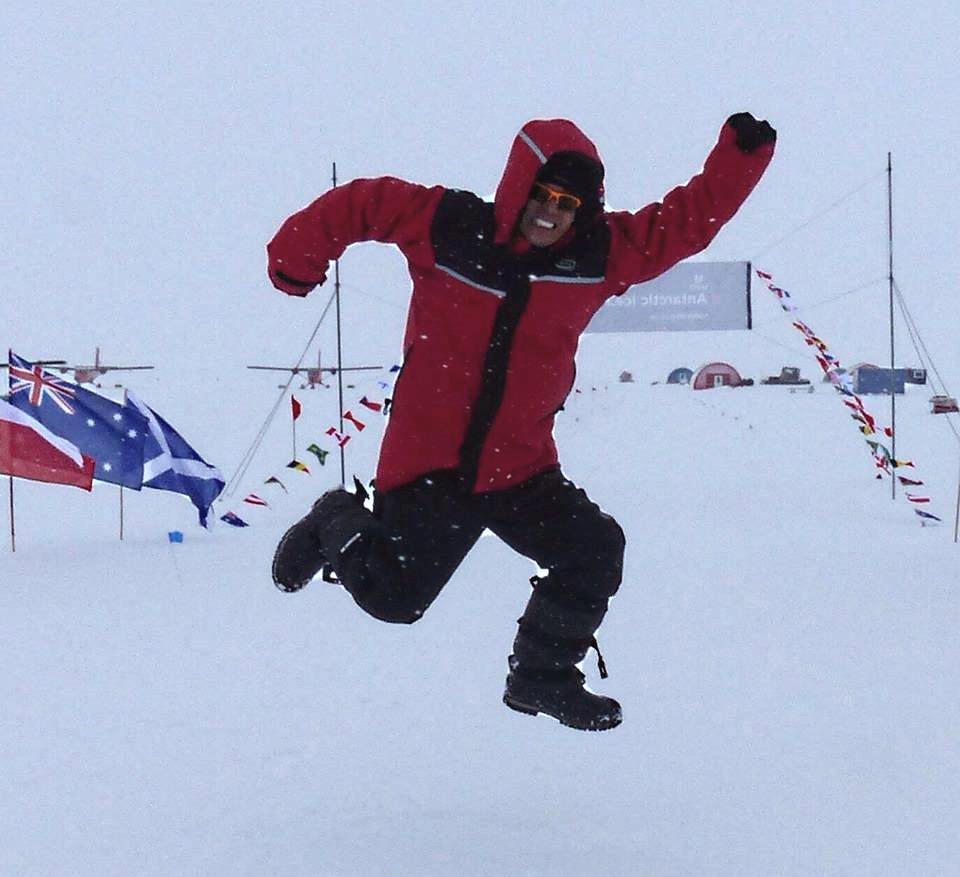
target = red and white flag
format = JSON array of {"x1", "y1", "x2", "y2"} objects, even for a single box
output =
[{"x1": 0, "y1": 398, "x2": 94, "y2": 490}]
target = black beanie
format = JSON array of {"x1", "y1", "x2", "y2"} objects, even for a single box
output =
[{"x1": 536, "y1": 151, "x2": 604, "y2": 208}]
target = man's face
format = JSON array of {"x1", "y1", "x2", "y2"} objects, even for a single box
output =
[{"x1": 518, "y1": 182, "x2": 579, "y2": 248}]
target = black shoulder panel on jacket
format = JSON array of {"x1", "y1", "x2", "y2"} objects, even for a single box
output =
[{"x1": 431, "y1": 190, "x2": 508, "y2": 294}]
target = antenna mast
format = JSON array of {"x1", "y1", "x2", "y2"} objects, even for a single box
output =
[
  {"x1": 333, "y1": 162, "x2": 347, "y2": 486},
  {"x1": 887, "y1": 152, "x2": 897, "y2": 500}
]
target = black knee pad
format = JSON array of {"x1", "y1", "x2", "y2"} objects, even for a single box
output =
[
  {"x1": 344, "y1": 537, "x2": 439, "y2": 625},
  {"x1": 549, "y1": 514, "x2": 625, "y2": 601}
]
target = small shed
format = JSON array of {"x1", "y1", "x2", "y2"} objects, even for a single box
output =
[
  {"x1": 666, "y1": 366, "x2": 694, "y2": 385},
  {"x1": 853, "y1": 366, "x2": 905, "y2": 395},
  {"x1": 692, "y1": 361, "x2": 744, "y2": 390}
]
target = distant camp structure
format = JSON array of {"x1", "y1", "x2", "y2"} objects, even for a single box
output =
[
  {"x1": 822, "y1": 364, "x2": 926, "y2": 395},
  {"x1": 761, "y1": 366, "x2": 810, "y2": 386},
  {"x1": 692, "y1": 361, "x2": 748, "y2": 390},
  {"x1": 850, "y1": 364, "x2": 905, "y2": 395},
  {"x1": 930, "y1": 394, "x2": 959, "y2": 415},
  {"x1": 666, "y1": 367, "x2": 693, "y2": 385}
]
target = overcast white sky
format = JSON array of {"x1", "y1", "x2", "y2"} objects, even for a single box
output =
[
  {"x1": 3, "y1": 1, "x2": 958, "y2": 455},
  {"x1": 3, "y1": 15, "x2": 960, "y2": 869}
]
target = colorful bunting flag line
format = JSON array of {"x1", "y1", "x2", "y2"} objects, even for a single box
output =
[
  {"x1": 218, "y1": 363, "x2": 399, "y2": 527},
  {"x1": 757, "y1": 268, "x2": 942, "y2": 525}
]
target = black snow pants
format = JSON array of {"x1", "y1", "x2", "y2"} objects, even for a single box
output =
[{"x1": 319, "y1": 468, "x2": 625, "y2": 673}]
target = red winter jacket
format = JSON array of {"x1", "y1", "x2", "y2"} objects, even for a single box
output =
[{"x1": 267, "y1": 118, "x2": 774, "y2": 493}]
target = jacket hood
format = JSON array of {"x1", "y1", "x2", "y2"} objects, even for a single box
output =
[{"x1": 493, "y1": 119, "x2": 605, "y2": 245}]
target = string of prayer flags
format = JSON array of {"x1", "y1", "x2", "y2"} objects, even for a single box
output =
[
  {"x1": 223, "y1": 362, "x2": 400, "y2": 529},
  {"x1": 757, "y1": 266, "x2": 941, "y2": 526},
  {"x1": 757, "y1": 268, "x2": 797, "y2": 311}
]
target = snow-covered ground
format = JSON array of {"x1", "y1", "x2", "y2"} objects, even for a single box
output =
[
  {"x1": 5, "y1": 5, "x2": 960, "y2": 874},
  {"x1": 4, "y1": 369, "x2": 958, "y2": 877}
]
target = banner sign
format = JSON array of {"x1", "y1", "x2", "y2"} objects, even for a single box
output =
[{"x1": 585, "y1": 261, "x2": 752, "y2": 333}]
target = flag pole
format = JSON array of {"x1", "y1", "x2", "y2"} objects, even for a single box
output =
[
  {"x1": 954, "y1": 455, "x2": 960, "y2": 543},
  {"x1": 120, "y1": 386, "x2": 127, "y2": 540},
  {"x1": 333, "y1": 160, "x2": 347, "y2": 486},
  {"x1": 8, "y1": 475, "x2": 15, "y2": 553},
  {"x1": 887, "y1": 151, "x2": 897, "y2": 501}
]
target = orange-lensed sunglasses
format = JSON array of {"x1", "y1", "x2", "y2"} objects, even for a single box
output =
[{"x1": 530, "y1": 182, "x2": 582, "y2": 212}]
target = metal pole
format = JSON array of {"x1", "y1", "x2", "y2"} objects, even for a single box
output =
[
  {"x1": 8, "y1": 475, "x2": 15, "y2": 553},
  {"x1": 887, "y1": 152, "x2": 896, "y2": 500},
  {"x1": 120, "y1": 386, "x2": 127, "y2": 540},
  {"x1": 954, "y1": 455, "x2": 960, "y2": 543},
  {"x1": 333, "y1": 161, "x2": 347, "y2": 486}
]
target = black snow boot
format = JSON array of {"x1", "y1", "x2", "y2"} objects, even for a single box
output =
[
  {"x1": 271, "y1": 487, "x2": 365, "y2": 593},
  {"x1": 503, "y1": 658, "x2": 622, "y2": 732}
]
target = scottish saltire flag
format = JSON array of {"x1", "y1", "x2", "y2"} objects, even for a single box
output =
[
  {"x1": 125, "y1": 392, "x2": 224, "y2": 527},
  {"x1": 8, "y1": 351, "x2": 146, "y2": 488}
]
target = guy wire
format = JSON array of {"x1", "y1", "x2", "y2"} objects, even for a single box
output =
[{"x1": 222, "y1": 287, "x2": 338, "y2": 498}]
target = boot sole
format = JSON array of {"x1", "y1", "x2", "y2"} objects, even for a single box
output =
[
  {"x1": 271, "y1": 526, "x2": 324, "y2": 593},
  {"x1": 502, "y1": 694, "x2": 622, "y2": 732}
]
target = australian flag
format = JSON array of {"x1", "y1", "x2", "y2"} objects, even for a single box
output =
[
  {"x1": 8, "y1": 351, "x2": 147, "y2": 489},
  {"x1": 125, "y1": 391, "x2": 224, "y2": 527}
]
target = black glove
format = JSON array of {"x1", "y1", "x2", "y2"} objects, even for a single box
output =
[
  {"x1": 727, "y1": 112, "x2": 776, "y2": 153},
  {"x1": 269, "y1": 267, "x2": 325, "y2": 297}
]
